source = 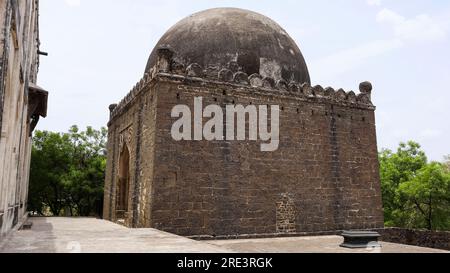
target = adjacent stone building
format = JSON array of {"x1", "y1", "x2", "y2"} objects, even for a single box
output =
[
  {"x1": 103, "y1": 8, "x2": 384, "y2": 238},
  {"x1": 0, "y1": 0, "x2": 47, "y2": 238}
]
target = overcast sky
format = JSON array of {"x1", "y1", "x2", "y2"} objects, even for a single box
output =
[{"x1": 37, "y1": 0, "x2": 450, "y2": 161}]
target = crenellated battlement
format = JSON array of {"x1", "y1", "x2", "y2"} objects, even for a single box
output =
[{"x1": 109, "y1": 47, "x2": 375, "y2": 121}]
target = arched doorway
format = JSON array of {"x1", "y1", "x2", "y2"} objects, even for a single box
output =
[{"x1": 116, "y1": 145, "x2": 130, "y2": 222}]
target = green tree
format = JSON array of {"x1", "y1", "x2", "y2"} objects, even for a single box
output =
[
  {"x1": 29, "y1": 131, "x2": 73, "y2": 215},
  {"x1": 398, "y1": 163, "x2": 450, "y2": 230},
  {"x1": 380, "y1": 141, "x2": 450, "y2": 231},
  {"x1": 29, "y1": 126, "x2": 107, "y2": 217},
  {"x1": 379, "y1": 141, "x2": 427, "y2": 227}
]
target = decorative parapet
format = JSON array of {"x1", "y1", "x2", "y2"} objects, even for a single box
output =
[
  {"x1": 108, "y1": 72, "x2": 154, "y2": 122},
  {"x1": 109, "y1": 47, "x2": 375, "y2": 122}
]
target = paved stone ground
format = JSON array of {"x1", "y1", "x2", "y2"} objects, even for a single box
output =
[
  {"x1": 0, "y1": 218, "x2": 447, "y2": 253},
  {"x1": 207, "y1": 236, "x2": 448, "y2": 253},
  {"x1": 0, "y1": 217, "x2": 230, "y2": 253}
]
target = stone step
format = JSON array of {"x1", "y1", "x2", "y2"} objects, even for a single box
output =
[{"x1": 340, "y1": 231, "x2": 381, "y2": 249}]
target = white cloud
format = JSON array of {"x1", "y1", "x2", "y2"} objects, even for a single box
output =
[
  {"x1": 65, "y1": 0, "x2": 81, "y2": 8},
  {"x1": 311, "y1": 6, "x2": 449, "y2": 80},
  {"x1": 367, "y1": 0, "x2": 382, "y2": 6},
  {"x1": 310, "y1": 39, "x2": 403, "y2": 80},
  {"x1": 377, "y1": 8, "x2": 447, "y2": 43}
]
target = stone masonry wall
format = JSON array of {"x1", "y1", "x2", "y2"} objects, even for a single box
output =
[
  {"x1": 378, "y1": 228, "x2": 450, "y2": 251},
  {"x1": 103, "y1": 83, "x2": 158, "y2": 228},
  {"x1": 0, "y1": 0, "x2": 41, "y2": 239},
  {"x1": 146, "y1": 77, "x2": 384, "y2": 237}
]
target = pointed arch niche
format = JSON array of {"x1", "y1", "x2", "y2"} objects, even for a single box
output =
[{"x1": 116, "y1": 140, "x2": 131, "y2": 222}]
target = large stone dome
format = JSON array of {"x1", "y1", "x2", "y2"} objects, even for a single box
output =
[{"x1": 146, "y1": 8, "x2": 311, "y2": 84}]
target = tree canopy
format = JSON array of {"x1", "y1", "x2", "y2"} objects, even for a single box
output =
[
  {"x1": 380, "y1": 141, "x2": 450, "y2": 231},
  {"x1": 28, "y1": 126, "x2": 107, "y2": 217}
]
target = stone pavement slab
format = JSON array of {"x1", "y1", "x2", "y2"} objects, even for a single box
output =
[
  {"x1": 0, "y1": 217, "x2": 231, "y2": 253},
  {"x1": 1, "y1": 217, "x2": 447, "y2": 253},
  {"x1": 206, "y1": 236, "x2": 449, "y2": 253}
]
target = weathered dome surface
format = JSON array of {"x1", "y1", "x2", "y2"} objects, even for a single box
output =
[{"x1": 146, "y1": 8, "x2": 311, "y2": 84}]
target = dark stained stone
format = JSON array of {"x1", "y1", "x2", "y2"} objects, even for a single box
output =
[
  {"x1": 186, "y1": 63, "x2": 204, "y2": 77},
  {"x1": 234, "y1": 72, "x2": 249, "y2": 85},
  {"x1": 359, "y1": 81, "x2": 373, "y2": 94},
  {"x1": 218, "y1": 69, "x2": 234, "y2": 82},
  {"x1": 262, "y1": 77, "x2": 275, "y2": 88},
  {"x1": 276, "y1": 79, "x2": 288, "y2": 91}
]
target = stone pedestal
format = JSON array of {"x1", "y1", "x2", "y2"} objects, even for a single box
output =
[{"x1": 340, "y1": 231, "x2": 382, "y2": 249}]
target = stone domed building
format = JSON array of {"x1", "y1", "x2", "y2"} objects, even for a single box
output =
[{"x1": 103, "y1": 8, "x2": 384, "y2": 238}]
